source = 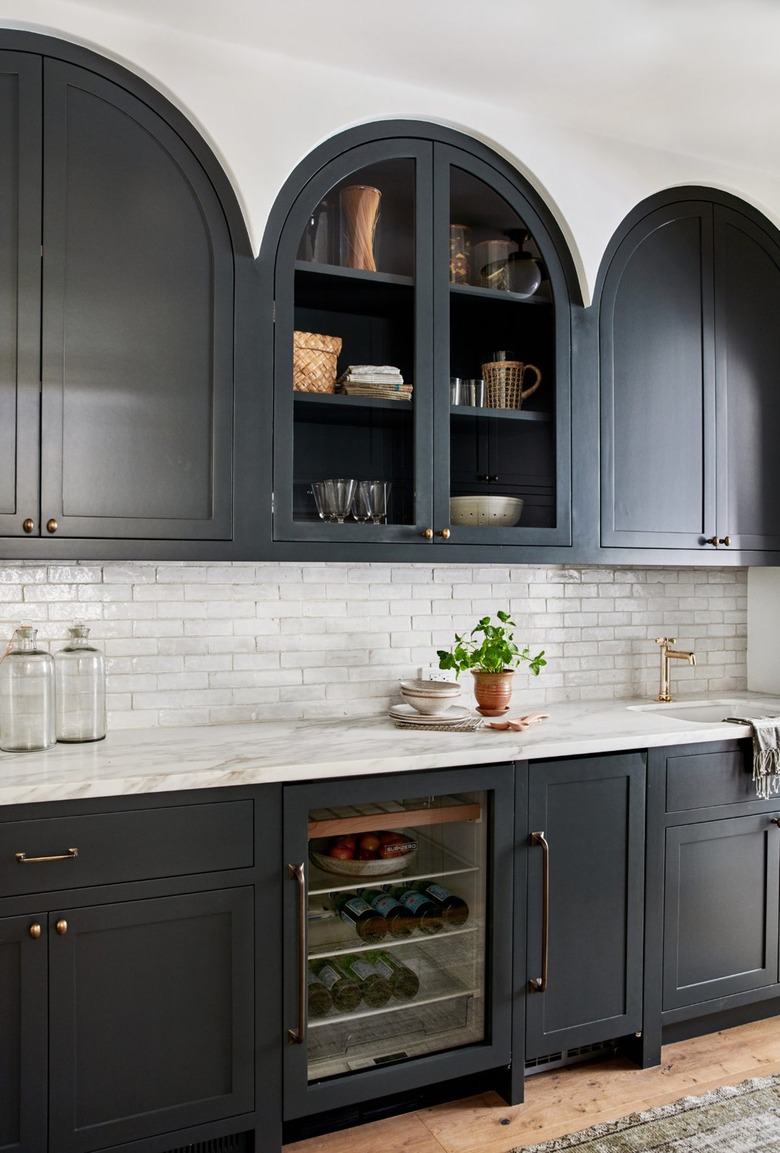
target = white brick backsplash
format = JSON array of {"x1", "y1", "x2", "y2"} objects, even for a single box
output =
[{"x1": 0, "y1": 562, "x2": 748, "y2": 728}]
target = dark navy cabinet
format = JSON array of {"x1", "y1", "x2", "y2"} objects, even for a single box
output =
[
  {"x1": 519, "y1": 753, "x2": 646, "y2": 1078},
  {"x1": 0, "y1": 34, "x2": 250, "y2": 558},
  {"x1": 644, "y1": 741, "x2": 780, "y2": 1057},
  {"x1": 0, "y1": 787, "x2": 280, "y2": 1153},
  {"x1": 598, "y1": 191, "x2": 780, "y2": 559}
]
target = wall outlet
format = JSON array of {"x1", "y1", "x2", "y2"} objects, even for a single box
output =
[{"x1": 418, "y1": 665, "x2": 458, "y2": 682}]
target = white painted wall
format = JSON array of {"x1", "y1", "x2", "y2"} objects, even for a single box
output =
[
  {"x1": 747, "y1": 569, "x2": 780, "y2": 693},
  {"x1": 3, "y1": 1, "x2": 780, "y2": 301}
]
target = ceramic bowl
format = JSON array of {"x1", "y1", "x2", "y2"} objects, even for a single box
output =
[
  {"x1": 309, "y1": 835, "x2": 417, "y2": 877},
  {"x1": 449, "y1": 495, "x2": 524, "y2": 527},
  {"x1": 399, "y1": 687, "x2": 461, "y2": 715},
  {"x1": 399, "y1": 678, "x2": 460, "y2": 697}
]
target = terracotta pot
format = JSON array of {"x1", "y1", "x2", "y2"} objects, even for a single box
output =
[{"x1": 471, "y1": 669, "x2": 514, "y2": 717}]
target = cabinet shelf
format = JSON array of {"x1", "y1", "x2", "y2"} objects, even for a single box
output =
[
  {"x1": 449, "y1": 281, "x2": 552, "y2": 306},
  {"x1": 308, "y1": 798, "x2": 482, "y2": 839},
  {"x1": 450, "y1": 405, "x2": 550, "y2": 423},
  {"x1": 293, "y1": 391, "x2": 413, "y2": 428},
  {"x1": 295, "y1": 263, "x2": 414, "y2": 315}
]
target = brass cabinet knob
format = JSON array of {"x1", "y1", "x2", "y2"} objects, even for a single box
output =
[
  {"x1": 29, "y1": 923, "x2": 42, "y2": 939},
  {"x1": 438, "y1": 527, "x2": 451, "y2": 540},
  {"x1": 55, "y1": 919, "x2": 68, "y2": 936},
  {"x1": 771, "y1": 817, "x2": 780, "y2": 828},
  {"x1": 22, "y1": 518, "x2": 35, "y2": 534},
  {"x1": 704, "y1": 535, "x2": 731, "y2": 547},
  {"x1": 422, "y1": 528, "x2": 434, "y2": 540},
  {"x1": 46, "y1": 518, "x2": 58, "y2": 534}
]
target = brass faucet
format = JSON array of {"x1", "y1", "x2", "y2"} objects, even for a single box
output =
[{"x1": 655, "y1": 637, "x2": 696, "y2": 702}]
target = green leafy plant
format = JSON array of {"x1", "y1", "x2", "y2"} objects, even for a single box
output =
[{"x1": 437, "y1": 610, "x2": 546, "y2": 678}]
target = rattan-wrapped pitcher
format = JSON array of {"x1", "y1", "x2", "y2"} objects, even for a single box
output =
[{"x1": 482, "y1": 360, "x2": 542, "y2": 409}]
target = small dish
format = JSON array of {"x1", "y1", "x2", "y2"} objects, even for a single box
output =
[
  {"x1": 389, "y1": 704, "x2": 471, "y2": 725},
  {"x1": 399, "y1": 678, "x2": 460, "y2": 695}
]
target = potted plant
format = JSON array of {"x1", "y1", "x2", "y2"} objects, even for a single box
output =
[{"x1": 437, "y1": 610, "x2": 546, "y2": 716}]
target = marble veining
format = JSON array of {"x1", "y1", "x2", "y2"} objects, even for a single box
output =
[{"x1": 0, "y1": 692, "x2": 777, "y2": 807}]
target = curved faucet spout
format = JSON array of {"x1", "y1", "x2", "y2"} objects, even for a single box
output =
[{"x1": 654, "y1": 637, "x2": 696, "y2": 703}]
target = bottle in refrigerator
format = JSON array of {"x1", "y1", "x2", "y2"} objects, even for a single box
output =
[
  {"x1": 356, "y1": 887, "x2": 414, "y2": 938},
  {"x1": 384, "y1": 884, "x2": 444, "y2": 935},
  {"x1": 412, "y1": 881, "x2": 470, "y2": 927},
  {"x1": 335, "y1": 954, "x2": 392, "y2": 1008},
  {"x1": 330, "y1": 890, "x2": 389, "y2": 943},
  {"x1": 307, "y1": 968, "x2": 334, "y2": 1018},
  {"x1": 366, "y1": 950, "x2": 420, "y2": 1000},
  {"x1": 310, "y1": 958, "x2": 362, "y2": 1013}
]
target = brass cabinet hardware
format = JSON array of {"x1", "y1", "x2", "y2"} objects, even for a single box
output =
[
  {"x1": 529, "y1": 830, "x2": 549, "y2": 993},
  {"x1": 479, "y1": 475, "x2": 500, "y2": 483},
  {"x1": 422, "y1": 528, "x2": 434, "y2": 540},
  {"x1": 22, "y1": 518, "x2": 34, "y2": 534},
  {"x1": 771, "y1": 817, "x2": 780, "y2": 828},
  {"x1": 438, "y1": 528, "x2": 451, "y2": 540},
  {"x1": 287, "y1": 862, "x2": 306, "y2": 1045},
  {"x1": 55, "y1": 919, "x2": 68, "y2": 936},
  {"x1": 46, "y1": 518, "x2": 58, "y2": 533},
  {"x1": 29, "y1": 923, "x2": 42, "y2": 939},
  {"x1": 15, "y1": 847, "x2": 79, "y2": 864},
  {"x1": 704, "y1": 536, "x2": 731, "y2": 547}
]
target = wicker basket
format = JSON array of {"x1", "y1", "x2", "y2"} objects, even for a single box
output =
[
  {"x1": 293, "y1": 331, "x2": 342, "y2": 393},
  {"x1": 482, "y1": 360, "x2": 542, "y2": 409}
]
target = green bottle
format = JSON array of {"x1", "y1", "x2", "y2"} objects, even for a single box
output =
[
  {"x1": 335, "y1": 954, "x2": 392, "y2": 1008},
  {"x1": 366, "y1": 949, "x2": 420, "y2": 1000},
  {"x1": 356, "y1": 886, "x2": 414, "y2": 938},
  {"x1": 310, "y1": 957, "x2": 362, "y2": 1013},
  {"x1": 307, "y1": 967, "x2": 334, "y2": 1018},
  {"x1": 331, "y1": 890, "x2": 388, "y2": 943},
  {"x1": 384, "y1": 884, "x2": 443, "y2": 935},
  {"x1": 412, "y1": 880, "x2": 470, "y2": 927}
]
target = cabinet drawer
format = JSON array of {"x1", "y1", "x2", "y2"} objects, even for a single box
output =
[
  {"x1": 0, "y1": 799, "x2": 254, "y2": 896},
  {"x1": 665, "y1": 747, "x2": 755, "y2": 813}
]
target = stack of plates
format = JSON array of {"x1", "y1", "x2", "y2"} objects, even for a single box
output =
[{"x1": 389, "y1": 703, "x2": 471, "y2": 726}]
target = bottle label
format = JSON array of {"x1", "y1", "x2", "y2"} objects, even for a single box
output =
[
  {"x1": 338, "y1": 895, "x2": 372, "y2": 925},
  {"x1": 370, "y1": 894, "x2": 403, "y2": 917},
  {"x1": 425, "y1": 883, "x2": 453, "y2": 903},
  {"x1": 372, "y1": 956, "x2": 393, "y2": 980},
  {"x1": 398, "y1": 891, "x2": 431, "y2": 914},
  {"x1": 346, "y1": 958, "x2": 377, "y2": 981},
  {"x1": 314, "y1": 963, "x2": 341, "y2": 991}
]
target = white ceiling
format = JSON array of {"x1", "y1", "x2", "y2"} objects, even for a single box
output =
[{"x1": 70, "y1": 0, "x2": 780, "y2": 171}]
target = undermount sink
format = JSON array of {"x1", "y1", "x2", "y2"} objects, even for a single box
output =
[{"x1": 629, "y1": 699, "x2": 780, "y2": 724}]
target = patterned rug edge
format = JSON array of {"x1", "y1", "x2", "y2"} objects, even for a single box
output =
[{"x1": 510, "y1": 1071, "x2": 780, "y2": 1152}]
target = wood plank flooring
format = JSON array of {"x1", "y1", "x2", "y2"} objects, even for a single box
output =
[{"x1": 283, "y1": 1015, "x2": 780, "y2": 1153}]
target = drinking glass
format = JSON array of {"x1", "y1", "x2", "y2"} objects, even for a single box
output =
[
  {"x1": 357, "y1": 480, "x2": 391, "y2": 523},
  {"x1": 323, "y1": 478, "x2": 357, "y2": 523}
]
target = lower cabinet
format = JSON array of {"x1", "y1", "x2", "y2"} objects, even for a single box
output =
[
  {"x1": 0, "y1": 787, "x2": 280, "y2": 1153},
  {"x1": 521, "y1": 752, "x2": 647, "y2": 1070},
  {"x1": 645, "y1": 741, "x2": 780, "y2": 1050}
]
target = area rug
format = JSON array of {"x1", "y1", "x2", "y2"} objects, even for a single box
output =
[{"x1": 512, "y1": 1072, "x2": 780, "y2": 1152}]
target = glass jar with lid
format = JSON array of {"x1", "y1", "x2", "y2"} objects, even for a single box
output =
[
  {"x1": 0, "y1": 625, "x2": 56, "y2": 751},
  {"x1": 54, "y1": 623, "x2": 107, "y2": 743}
]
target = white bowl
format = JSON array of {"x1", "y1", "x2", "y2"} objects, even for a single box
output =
[
  {"x1": 450, "y1": 495, "x2": 524, "y2": 527},
  {"x1": 400, "y1": 691, "x2": 460, "y2": 715},
  {"x1": 399, "y1": 678, "x2": 460, "y2": 696}
]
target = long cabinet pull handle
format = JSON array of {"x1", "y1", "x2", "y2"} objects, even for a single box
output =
[
  {"x1": 287, "y1": 862, "x2": 307, "y2": 1045},
  {"x1": 15, "y1": 847, "x2": 78, "y2": 864},
  {"x1": 529, "y1": 830, "x2": 549, "y2": 993}
]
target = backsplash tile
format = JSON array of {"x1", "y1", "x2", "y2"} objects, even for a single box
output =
[{"x1": 0, "y1": 562, "x2": 747, "y2": 729}]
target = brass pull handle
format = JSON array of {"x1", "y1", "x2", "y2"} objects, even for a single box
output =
[
  {"x1": 22, "y1": 518, "x2": 35, "y2": 534},
  {"x1": 704, "y1": 536, "x2": 731, "y2": 547},
  {"x1": 287, "y1": 862, "x2": 306, "y2": 1045},
  {"x1": 46, "y1": 518, "x2": 58, "y2": 534},
  {"x1": 771, "y1": 818, "x2": 780, "y2": 828},
  {"x1": 529, "y1": 830, "x2": 549, "y2": 993},
  {"x1": 29, "y1": 923, "x2": 42, "y2": 939},
  {"x1": 55, "y1": 919, "x2": 68, "y2": 936},
  {"x1": 16, "y1": 847, "x2": 79, "y2": 864},
  {"x1": 422, "y1": 528, "x2": 433, "y2": 540},
  {"x1": 438, "y1": 527, "x2": 451, "y2": 540}
]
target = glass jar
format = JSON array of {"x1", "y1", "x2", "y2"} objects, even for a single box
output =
[
  {"x1": 54, "y1": 623, "x2": 106, "y2": 743},
  {"x1": 0, "y1": 626, "x2": 56, "y2": 751}
]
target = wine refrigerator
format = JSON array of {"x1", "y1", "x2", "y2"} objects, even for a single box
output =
[{"x1": 282, "y1": 762, "x2": 514, "y2": 1121}]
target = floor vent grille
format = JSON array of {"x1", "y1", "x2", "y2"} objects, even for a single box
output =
[
  {"x1": 164, "y1": 1135, "x2": 250, "y2": 1153},
  {"x1": 525, "y1": 1039, "x2": 620, "y2": 1075}
]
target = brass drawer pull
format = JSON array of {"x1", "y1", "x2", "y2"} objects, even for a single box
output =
[{"x1": 15, "y1": 847, "x2": 79, "y2": 864}]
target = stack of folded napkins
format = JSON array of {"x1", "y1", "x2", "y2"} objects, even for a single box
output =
[{"x1": 336, "y1": 365, "x2": 412, "y2": 400}]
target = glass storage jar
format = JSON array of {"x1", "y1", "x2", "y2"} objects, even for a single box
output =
[
  {"x1": 54, "y1": 623, "x2": 107, "y2": 743},
  {"x1": 0, "y1": 625, "x2": 56, "y2": 751}
]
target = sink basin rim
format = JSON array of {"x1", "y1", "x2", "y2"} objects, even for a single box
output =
[{"x1": 628, "y1": 698, "x2": 780, "y2": 724}]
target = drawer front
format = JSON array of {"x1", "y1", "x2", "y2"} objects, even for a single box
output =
[
  {"x1": 665, "y1": 746, "x2": 755, "y2": 813},
  {"x1": 0, "y1": 799, "x2": 254, "y2": 896}
]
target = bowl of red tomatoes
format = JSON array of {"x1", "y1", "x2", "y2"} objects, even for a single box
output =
[{"x1": 309, "y1": 829, "x2": 418, "y2": 877}]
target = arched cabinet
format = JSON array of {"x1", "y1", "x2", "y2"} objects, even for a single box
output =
[
  {"x1": 598, "y1": 189, "x2": 780, "y2": 557},
  {"x1": 0, "y1": 34, "x2": 249, "y2": 555},
  {"x1": 263, "y1": 122, "x2": 578, "y2": 558}
]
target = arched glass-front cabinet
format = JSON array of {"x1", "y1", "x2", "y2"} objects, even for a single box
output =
[{"x1": 265, "y1": 122, "x2": 578, "y2": 556}]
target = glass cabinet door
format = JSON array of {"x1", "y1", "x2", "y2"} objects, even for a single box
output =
[
  {"x1": 283, "y1": 765, "x2": 513, "y2": 1121},
  {"x1": 273, "y1": 141, "x2": 434, "y2": 542},
  {"x1": 433, "y1": 148, "x2": 570, "y2": 546}
]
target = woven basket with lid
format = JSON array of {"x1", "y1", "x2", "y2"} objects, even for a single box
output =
[{"x1": 293, "y1": 330, "x2": 342, "y2": 393}]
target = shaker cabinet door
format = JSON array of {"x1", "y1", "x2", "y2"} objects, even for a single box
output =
[
  {"x1": 0, "y1": 915, "x2": 48, "y2": 1153},
  {"x1": 40, "y1": 59, "x2": 234, "y2": 541}
]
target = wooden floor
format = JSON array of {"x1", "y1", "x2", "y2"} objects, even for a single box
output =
[{"x1": 283, "y1": 1016, "x2": 780, "y2": 1153}]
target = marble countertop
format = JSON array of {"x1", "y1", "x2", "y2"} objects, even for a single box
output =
[{"x1": 1, "y1": 691, "x2": 778, "y2": 808}]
